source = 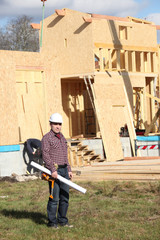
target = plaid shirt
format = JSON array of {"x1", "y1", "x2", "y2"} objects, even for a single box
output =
[{"x1": 41, "y1": 130, "x2": 71, "y2": 173}]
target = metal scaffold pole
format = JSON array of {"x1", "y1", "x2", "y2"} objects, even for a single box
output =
[{"x1": 40, "y1": 0, "x2": 47, "y2": 48}]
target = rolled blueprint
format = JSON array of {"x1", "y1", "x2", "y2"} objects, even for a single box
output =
[{"x1": 30, "y1": 161, "x2": 87, "y2": 194}]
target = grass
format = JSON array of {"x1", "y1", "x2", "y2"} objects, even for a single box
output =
[{"x1": 0, "y1": 179, "x2": 160, "y2": 240}]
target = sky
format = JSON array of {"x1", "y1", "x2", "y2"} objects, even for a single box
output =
[{"x1": 0, "y1": 0, "x2": 160, "y2": 27}]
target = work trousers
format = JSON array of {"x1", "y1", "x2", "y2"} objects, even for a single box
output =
[{"x1": 47, "y1": 166, "x2": 69, "y2": 225}]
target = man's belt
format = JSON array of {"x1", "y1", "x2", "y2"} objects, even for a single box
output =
[{"x1": 58, "y1": 164, "x2": 67, "y2": 168}]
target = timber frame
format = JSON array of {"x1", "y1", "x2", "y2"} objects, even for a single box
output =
[{"x1": 0, "y1": 8, "x2": 160, "y2": 162}]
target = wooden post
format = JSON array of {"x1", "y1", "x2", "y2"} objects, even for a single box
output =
[
  {"x1": 125, "y1": 50, "x2": 129, "y2": 71},
  {"x1": 76, "y1": 82, "x2": 81, "y2": 135},
  {"x1": 140, "y1": 52, "x2": 144, "y2": 72},
  {"x1": 140, "y1": 89, "x2": 145, "y2": 129},
  {"x1": 153, "y1": 52, "x2": 158, "y2": 73},
  {"x1": 150, "y1": 79, "x2": 156, "y2": 132},
  {"x1": 68, "y1": 83, "x2": 72, "y2": 137},
  {"x1": 99, "y1": 48, "x2": 104, "y2": 71},
  {"x1": 80, "y1": 82, "x2": 85, "y2": 136},
  {"x1": 145, "y1": 108, "x2": 160, "y2": 136},
  {"x1": 116, "y1": 49, "x2": 121, "y2": 70},
  {"x1": 147, "y1": 52, "x2": 151, "y2": 73},
  {"x1": 108, "y1": 49, "x2": 112, "y2": 70},
  {"x1": 143, "y1": 85, "x2": 147, "y2": 129},
  {"x1": 131, "y1": 51, "x2": 136, "y2": 72}
]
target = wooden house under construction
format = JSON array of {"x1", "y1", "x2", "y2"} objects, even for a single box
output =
[{"x1": 0, "y1": 8, "x2": 160, "y2": 165}]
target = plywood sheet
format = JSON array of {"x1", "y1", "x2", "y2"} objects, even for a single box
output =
[
  {"x1": 15, "y1": 70, "x2": 46, "y2": 142},
  {"x1": 0, "y1": 53, "x2": 19, "y2": 145},
  {"x1": 93, "y1": 75, "x2": 125, "y2": 161}
]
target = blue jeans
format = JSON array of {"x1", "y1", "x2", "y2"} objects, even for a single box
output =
[{"x1": 47, "y1": 167, "x2": 69, "y2": 225}]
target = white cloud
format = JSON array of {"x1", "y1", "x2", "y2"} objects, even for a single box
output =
[
  {"x1": 146, "y1": 13, "x2": 160, "y2": 25},
  {"x1": 0, "y1": 0, "x2": 151, "y2": 24},
  {"x1": 70, "y1": 0, "x2": 141, "y2": 16}
]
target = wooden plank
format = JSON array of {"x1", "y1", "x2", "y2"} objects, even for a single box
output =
[
  {"x1": 83, "y1": 17, "x2": 92, "y2": 23},
  {"x1": 55, "y1": 9, "x2": 66, "y2": 16},
  {"x1": 15, "y1": 71, "x2": 46, "y2": 142},
  {"x1": 146, "y1": 92, "x2": 160, "y2": 103},
  {"x1": 144, "y1": 108, "x2": 160, "y2": 136},
  {"x1": 30, "y1": 23, "x2": 40, "y2": 30}
]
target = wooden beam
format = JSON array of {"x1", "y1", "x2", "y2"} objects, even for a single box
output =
[
  {"x1": 144, "y1": 108, "x2": 160, "y2": 136},
  {"x1": 16, "y1": 66, "x2": 44, "y2": 71},
  {"x1": 30, "y1": 23, "x2": 40, "y2": 30},
  {"x1": 94, "y1": 43, "x2": 158, "y2": 52},
  {"x1": 83, "y1": 17, "x2": 92, "y2": 23},
  {"x1": 127, "y1": 16, "x2": 153, "y2": 25},
  {"x1": 146, "y1": 92, "x2": 160, "y2": 103},
  {"x1": 55, "y1": 9, "x2": 66, "y2": 16},
  {"x1": 91, "y1": 14, "x2": 129, "y2": 22},
  {"x1": 156, "y1": 25, "x2": 160, "y2": 30}
]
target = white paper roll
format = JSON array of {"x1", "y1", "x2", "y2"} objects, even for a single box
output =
[{"x1": 30, "y1": 161, "x2": 87, "y2": 194}]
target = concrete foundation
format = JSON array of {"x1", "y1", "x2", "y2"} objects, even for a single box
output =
[
  {"x1": 81, "y1": 139, "x2": 104, "y2": 159},
  {"x1": 1, "y1": 137, "x2": 160, "y2": 177}
]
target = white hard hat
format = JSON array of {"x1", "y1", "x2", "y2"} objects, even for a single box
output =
[{"x1": 49, "y1": 113, "x2": 63, "y2": 123}]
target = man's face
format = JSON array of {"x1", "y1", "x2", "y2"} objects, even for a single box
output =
[{"x1": 50, "y1": 122, "x2": 62, "y2": 133}]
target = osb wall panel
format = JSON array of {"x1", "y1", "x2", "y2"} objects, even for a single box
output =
[
  {"x1": 0, "y1": 51, "x2": 19, "y2": 145},
  {"x1": 41, "y1": 8, "x2": 94, "y2": 75},
  {"x1": 92, "y1": 19, "x2": 157, "y2": 48},
  {"x1": 93, "y1": 74, "x2": 126, "y2": 161},
  {"x1": 0, "y1": 50, "x2": 49, "y2": 145},
  {"x1": 43, "y1": 58, "x2": 63, "y2": 135},
  {"x1": 14, "y1": 51, "x2": 43, "y2": 67},
  {"x1": 15, "y1": 71, "x2": 47, "y2": 142},
  {"x1": 128, "y1": 74, "x2": 145, "y2": 88}
]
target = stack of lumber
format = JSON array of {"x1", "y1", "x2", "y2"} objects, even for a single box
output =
[{"x1": 72, "y1": 159, "x2": 160, "y2": 181}]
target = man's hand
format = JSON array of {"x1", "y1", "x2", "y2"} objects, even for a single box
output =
[
  {"x1": 51, "y1": 171, "x2": 58, "y2": 179},
  {"x1": 69, "y1": 172, "x2": 73, "y2": 180}
]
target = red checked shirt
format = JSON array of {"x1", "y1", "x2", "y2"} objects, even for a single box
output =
[{"x1": 41, "y1": 130, "x2": 71, "y2": 173}]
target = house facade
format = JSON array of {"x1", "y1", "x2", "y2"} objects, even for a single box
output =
[{"x1": 0, "y1": 8, "x2": 160, "y2": 162}]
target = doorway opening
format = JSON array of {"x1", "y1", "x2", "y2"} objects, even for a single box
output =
[{"x1": 61, "y1": 78, "x2": 97, "y2": 138}]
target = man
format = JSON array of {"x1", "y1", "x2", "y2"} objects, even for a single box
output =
[
  {"x1": 24, "y1": 138, "x2": 42, "y2": 174},
  {"x1": 26, "y1": 138, "x2": 41, "y2": 156},
  {"x1": 41, "y1": 113, "x2": 73, "y2": 229}
]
